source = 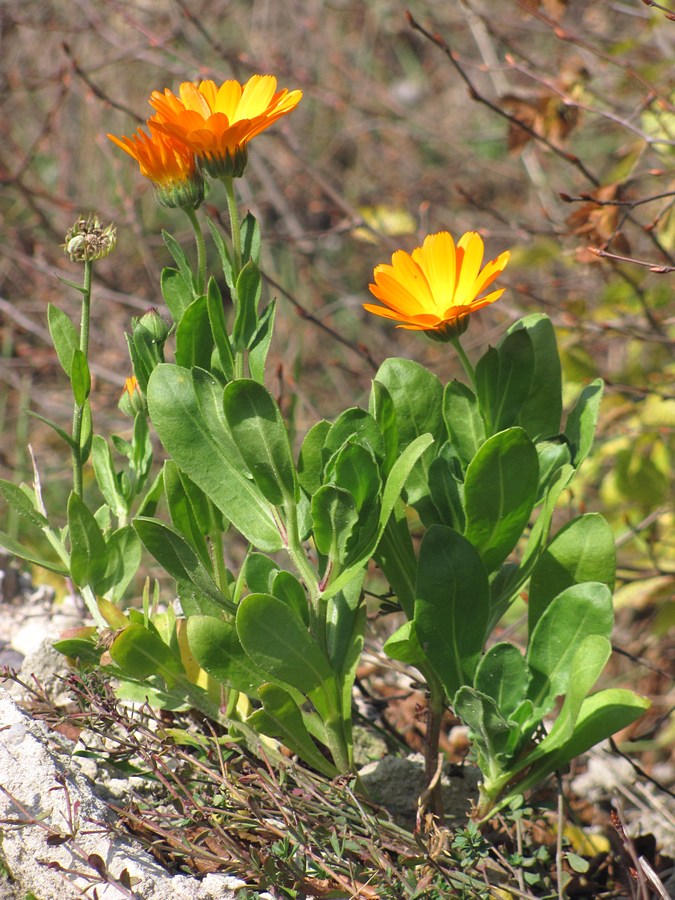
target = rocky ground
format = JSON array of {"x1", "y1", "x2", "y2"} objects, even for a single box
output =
[{"x1": 1, "y1": 556, "x2": 673, "y2": 899}]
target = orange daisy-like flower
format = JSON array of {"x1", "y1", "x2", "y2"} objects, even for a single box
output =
[
  {"x1": 107, "y1": 123, "x2": 204, "y2": 209},
  {"x1": 148, "y1": 74, "x2": 302, "y2": 178},
  {"x1": 364, "y1": 231, "x2": 511, "y2": 340}
]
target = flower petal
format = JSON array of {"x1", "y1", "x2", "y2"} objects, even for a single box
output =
[{"x1": 454, "y1": 232, "x2": 485, "y2": 307}]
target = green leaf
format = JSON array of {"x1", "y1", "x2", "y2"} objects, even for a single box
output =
[
  {"x1": 162, "y1": 230, "x2": 196, "y2": 292},
  {"x1": 368, "y1": 380, "x2": 399, "y2": 475},
  {"x1": 232, "y1": 260, "x2": 261, "y2": 350},
  {"x1": 248, "y1": 685, "x2": 338, "y2": 778},
  {"x1": 379, "y1": 433, "x2": 435, "y2": 533},
  {"x1": 529, "y1": 514, "x2": 616, "y2": 632},
  {"x1": 248, "y1": 300, "x2": 276, "y2": 384},
  {"x1": 272, "y1": 570, "x2": 310, "y2": 627},
  {"x1": 207, "y1": 218, "x2": 234, "y2": 292},
  {"x1": 131, "y1": 411, "x2": 153, "y2": 489},
  {"x1": 0, "y1": 530, "x2": 68, "y2": 575},
  {"x1": 324, "y1": 409, "x2": 384, "y2": 464},
  {"x1": 26, "y1": 409, "x2": 75, "y2": 450},
  {"x1": 326, "y1": 441, "x2": 381, "y2": 515},
  {"x1": 175, "y1": 295, "x2": 214, "y2": 370},
  {"x1": 206, "y1": 277, "x2": 234, "y2": 381},
  {"x1": 535, "y1": 437, "x2": 572, "y2": 500},
  {"x1": 374, "y1": 358, "x2": 444, "y2": 523},
  {"x1": 373, "y1": 502, "x2": 417, "y2": 618},
  {"x1": 298, "y1": 420, "x2": 331, "y2": 496},
  {"x1": 0, "y1": 480, "x2": 48, "y2": 528},
  {"x1": 473, "y1": 643, "x2": 529, "y2": 720},
  {"x1": 236, "y1": 593, "x2": 336, "y2": 711},
  {"x1": 110, "y1": 622, "x2": 185, "y2": 685},
  {"x1": 383, "y1": 619, "x2": 426, "y2": 667},
  {"x1": 328, "y1": 568, "x2": 366, "y2": 662},
  {"x1": 163, "y1": 461, "x2": 212, "y2": 571},
  {"x1": 454, "y1": 687, "x2": 518, "y2": 767},
  {"x1": 67, "y1": 492, "x2": 108, "y2": 588},
  {"x1": 53, "y1": 637, "x2": 102, "y2": 665},
  {"x1": 240, "y1": 211, "x2": 261, "y2": 265},
  {"x1": 527, "y1": 582, "x2": 614, "y2": 715},
  {"x1": 475, "y1": 329, "x2": 534, "y2": 435},
  {"x1": 321, "y1": 432, "x2": 433, "y2": 604},
  {"x1": 96, "y1": 526, "x2": 142, "y2": 602},
  {"x1": 147, "y1": 365, "x2": 282, "y2": 550},
  {"x1": 443, "y1": 381, "x2": 485, "y2": 468},
  {"x1": 507, "y1": 688, "x2": 650, "y2": 806},
  {"x1": 463, "y1": 427, "x2": 539, "y2": 572},
  {"x1": 414, "y1": 525, "x2": 490, "y2": 697},
  {"x1": 375, "y1": 358, "x2": 444, "y2": 449},
  {"x1": 187, "y1": 616, "x2": 268, "y2": 695},
  {"x1": 161, "y1": 266, "x2": 193, "y2": 322},
  {"x1": 527, "y1": 634, "x2": 611, "y2": 762},
  {"x1": 91, "y1": 436, "x2": 127, "y2": 520},
  {"x1": 47, "y1": 304, "x2": 78, "y2": 377},
  {"x1": 70, "y1": 349, "x2": 91, "y2": 407},
  {"x1": 565, "y1": 379, "x2": 603, "y2": 467},
  {"x1": 508, "y1": 315, "x2": 562, "y2": 439},
  {"x1": 133, "y1": 517, "x2": 235, "y2": 616},
  {"x1": 428, "y1": 447, "x2": 465, "y2": 531},
  {"x1": 243, "y1": 552, "x2": 280, "y2": 594},
  {"x1": 222, "y1": 379, "x2": 297, "y2": 506},
  {"x1": 311, "y1": 485, "x2": 358, "y2": 562}
]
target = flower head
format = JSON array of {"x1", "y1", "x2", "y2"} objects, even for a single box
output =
[
  {"x1": 148, "y1": 74, "x2": 302, "y2": 178},
  {"x1": 118, "y1": 375, "x2": 145, "y2": 417},
  {"x1": 364, "y1": 231, "x2": 511, "y2": 340},
  {"x1": 63, "y1": 214, "x2": 117, "y2": 262},
  {"x1": 107, "y1": 123, "x2": 204, "y2": 209}
]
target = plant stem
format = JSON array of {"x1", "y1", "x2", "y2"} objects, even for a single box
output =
[
  {"x1": 71, "y1": 259, "x2": 93, "y2": 497},
  {"x1": 450, "y1": 335, "x2": 476, "y2": 389},
  {"x1": 222, "y1": 176, "x2": 242, "y2": 277},
  {"x1": 556, "y1": 772, "x2": 565, "y2": 900},
  {"x1": 210, "y1": 524, "x2": 231, "y2": 601},
  {"x1": 420, "y1": 669, "x2": 446, "y2": 821},
  {"x1": 183, "y1": 206, "x2": 206, "y2": 294}
]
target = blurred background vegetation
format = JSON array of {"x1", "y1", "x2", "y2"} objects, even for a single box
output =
[{"x1": 0, "y1": 0, "x2": 673, "y2": 756}]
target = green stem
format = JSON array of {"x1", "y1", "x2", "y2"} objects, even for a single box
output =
[
  {"x1": 283, "y1": 498, "x2": 320, "y2": 607},
  {"x1": 71, "y1": 260, "x2": 93, "y2": 497},
  {"x1": 450, "y1": 335, "x2": 476, "y2": 390},
  {"x1": 222, "y1": 176, "x2": 242, "y2": 276},
  {"x1": 183, "y1": 206, "x2": 206, "y2": 294},
  {"x1": 210, "y1": 525, "x2": 231, "y2": 601}
]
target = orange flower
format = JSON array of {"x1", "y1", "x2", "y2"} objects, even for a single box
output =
[
  {"x1": 107, "y1": 123, "x2": 204, "y2": 208},
  {"x1": 148, "y1": 74, "x2": 302, "y2": 178},
  {"x1": 364, "y1": 231, "x2": 511, "y2": 339}
]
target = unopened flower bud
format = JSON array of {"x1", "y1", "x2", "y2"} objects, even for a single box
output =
[
  {"x1": 118, "y1": 375, "x2": 146, "y2": 416},
  {"x1": 138, "y1": 307, "x2": 171, "y2": 343}
]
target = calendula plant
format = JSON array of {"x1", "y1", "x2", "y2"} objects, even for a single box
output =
[{"x1": 0, "y1": 71, "x2": 649, "y2": 817}]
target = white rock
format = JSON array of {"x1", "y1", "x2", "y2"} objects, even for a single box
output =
[{"x1": 0, "y1": 688, "x2": 251, "y2": 899}]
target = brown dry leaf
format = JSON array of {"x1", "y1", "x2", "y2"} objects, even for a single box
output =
[
  {"x1": 502, "y1": 92, "x2": 580, "y2": 153},
  {"x1": 566, "y1": 183, "x2": 631, "y2": 262}
]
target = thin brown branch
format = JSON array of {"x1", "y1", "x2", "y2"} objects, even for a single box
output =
[
  {"x1": 261, "y1": 270, "x2": 380, "y2": 373},
  {"x1": 588, "y1": 246, "x2": 675, "y2": 273},
  {"x1": 405, "y1": 11, "x2": 601, "y2": 187}
]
